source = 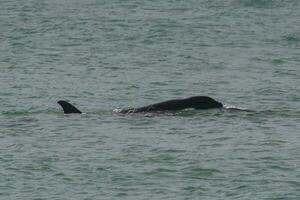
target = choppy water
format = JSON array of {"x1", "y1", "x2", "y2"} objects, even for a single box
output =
[{"x1": 1, "y1": 0, "x2": 300, "y2": 199}]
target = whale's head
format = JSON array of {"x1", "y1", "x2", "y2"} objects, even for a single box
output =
[{"x1": 186, "y1": 96, "x2": 223, "y2": 109}]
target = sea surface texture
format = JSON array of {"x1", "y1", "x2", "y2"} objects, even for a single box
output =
[{"x1": 1, "y1": 0, "x2": 300, "y2": 199}]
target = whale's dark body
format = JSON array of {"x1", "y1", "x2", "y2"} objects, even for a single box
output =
[
  {"x1": 58, "y1": 96, "x2": 223, "y2": 114},
  {"x1": 119, "y1": 96, "x2": 223, "y2": 113}
]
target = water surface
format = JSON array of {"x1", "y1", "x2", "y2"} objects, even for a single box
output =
[{"x1": 1, "y1": 0, "x2": 300, "y2": 199}]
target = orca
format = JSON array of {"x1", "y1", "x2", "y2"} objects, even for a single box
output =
[{"x1": 57, "y1": 96, "x2": 223, "y2": 114}]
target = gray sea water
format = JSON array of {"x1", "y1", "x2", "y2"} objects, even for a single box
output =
[{"x1": 1, "y1": 0, "x2": 300, "y2": 199}]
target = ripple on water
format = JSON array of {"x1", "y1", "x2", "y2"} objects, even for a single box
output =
[
  {"x1": 1, "y1": 0, "x2": 300, "y2": 199},
  {"x1": 182, "y1": 166, "x2": 222, "y2": 179}
]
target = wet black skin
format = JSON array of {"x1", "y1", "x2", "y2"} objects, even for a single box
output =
[
  {"x1": 57, "y1": 100, "x2": 82, "y2": 114},
  {"x1": 119, "y1": 96, "x2": 223, "y2": 113},
  {"x1": 57, "y1": 96, "x2": 223, "y2": 114}
]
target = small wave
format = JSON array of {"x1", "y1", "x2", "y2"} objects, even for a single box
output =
[
  {"x1": 2, "y1": 109, "x2": 32, "y2": 116},
  {"x1": 223, "y1": 104, "x2": 254, "y2": 112},
  {"x1": 238, "y1": 0, "x2": 279, "y2": 8},
  {"x1": 282, "y1": 34, "x2": 300, "y2": 44}
]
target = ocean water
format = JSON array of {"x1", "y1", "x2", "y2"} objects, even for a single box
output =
[{"x1": 0, "y1": 0, "x2": 300, "y2": 199}]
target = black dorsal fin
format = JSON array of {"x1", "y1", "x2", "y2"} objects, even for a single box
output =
[{"x1": 57, "y1": 100, "x2": 82, "y2": 114}]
